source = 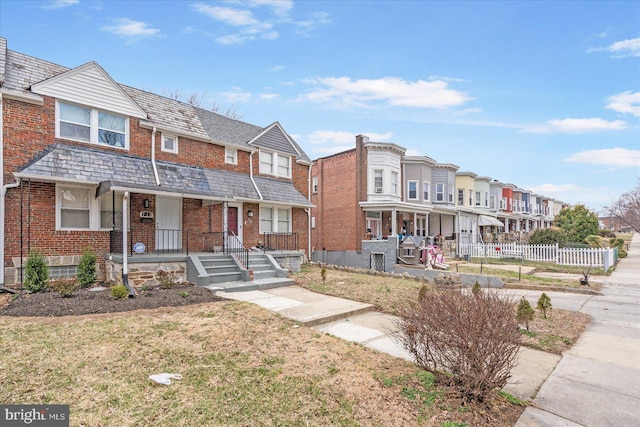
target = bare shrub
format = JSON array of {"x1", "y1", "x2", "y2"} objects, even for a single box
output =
[{"x1": 395, "y1": 288, "x2": 520, "y2": 402}]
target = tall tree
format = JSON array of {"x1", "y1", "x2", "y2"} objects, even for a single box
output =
[
  {"x1": 606, "y1": 180, "x2": 640, "y2": 233},
  {"x1": 162, "y1": 90, "x2": 241, "y2": 119},
  {"x1": 553, "y1": 204, "x2": 599, "y2": 243}
]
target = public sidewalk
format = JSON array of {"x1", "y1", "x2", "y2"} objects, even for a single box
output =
[
  {"x1": 216, "y1": 284, "x2": 561, "y2": 402},
  {"x1": 516, "y1": 233, "x2": 640, "y2": 426}
]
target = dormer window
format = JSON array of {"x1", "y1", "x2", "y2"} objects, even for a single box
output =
[
  {"x1": 57, "y1": 101, "x2": 128, "y2": 149},
  {"x1": 162, "y1": 134, "x2": 178, "y2": 154},
  {"x1": 225, "y1": 148, "x2": 237, "y2": 164}
]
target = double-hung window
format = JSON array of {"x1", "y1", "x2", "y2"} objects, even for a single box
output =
[
  {"x1": 58, "y1": 101, "x2": 128, "y2": 148},
  {"x1": 260, "y1": 206, "x2": 291, "y2": 233},
  {"x1": 312, "y1": 176, "x2": 318, "y2": 193},
  {"x1": 423, "y1": 182, "x2": 430, "y2": 202},
  {"x1": 225, "y1": 148, "x2": 237, "y2": 165},
  {"x1": 436, "y1": 183, "x2": 444, "y2": 202},
  {"x1": 374, "y1": 170, "x2": 383, "y2": 193},
  {"x1": 100, "y1": 192, "x2": 123, "y2": 229},
  {"x1": 458, "y1": 189, "x2": 464, "y2": 205},
  {"x1": 260, "y1": 150, "x2": 291, "y2": 178},
  {"x1": 391, "y1": 172, "x2": 398, "y2": 195},
  {"x1": 407, "y1": 180, "x2": 418, "y2": 200},
  {"x1": 59, "y1": 187, "x2": 91, "y2": 229}
]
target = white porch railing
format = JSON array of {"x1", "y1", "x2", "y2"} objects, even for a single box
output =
[{"x1": 458, "y1": 242, "x2": 617, "y2": 269}]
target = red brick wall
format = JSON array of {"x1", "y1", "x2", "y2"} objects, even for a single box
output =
[{"x1": 311, "y1": 149, "x2": 359, "y2": 252}]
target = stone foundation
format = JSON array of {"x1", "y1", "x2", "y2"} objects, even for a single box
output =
[
  {"x1": 106, "y1": 260, "x2": 186, "y2": 288},
  {"x1": 4, "y1": 254, "x2": 99, "y2": 286}
]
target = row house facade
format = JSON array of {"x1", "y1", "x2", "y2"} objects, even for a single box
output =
[
  {"x1": 310, "y1": 134, "x2": 567, "y2": 264},
  {"x1": 0, "y1": 38, "x2": 312, "y2": 287}
]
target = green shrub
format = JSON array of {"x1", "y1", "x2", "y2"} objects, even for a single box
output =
[
  {"x1": 52, "y1": 278, "x2": 77, "y2": 298},
  {"x1": 418, "y1": 284, "x2": 429, "y2": 302},
  {"x1": 609, "y1": 238, "x2": 625, "y2": 249},
  {"x1": 110, "y1": 284, "x2": 129, "y2": 299},
  {"x1": 156, "y1": 270, "x2": 177, "y2": 289},
  {"x1": 516, "y1": 298, "x2": 535, "y2": 331},
  {"x1": 77, "y1": 247, "x2": 97, "y2": 288},
  {"x1": 24, "y1": 250, "x2": 49, "y2": 293},
  {"x1": 321, "y1": 268, "x2": 327, "y2": 282},
  {"x1": 537, "y1": 293, "x2": 552, "y2": 319},
  {"x1": 598, "y1": 229, "x2": 615, "y2": 238},
  {"x1": 583, "y1": 235, "x2": 603, "y2": 248},
  {"x1": 618, "y1": 248, "x2": 628, "y2": 258},
  {"x1": 528, "y1": 227, "x2": 569, "y2": 247}
]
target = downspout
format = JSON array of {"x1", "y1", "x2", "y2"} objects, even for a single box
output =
[
  {"x1": 122, "y1": 191, "x2": 136, "y2": 297},
  {"x1": 151, "y1": 127, "x2": 160, "y2": 186},
  {"x1": 248, "y1": 151, "x2": 263, "y2": 199},
  {"x1": 0, "y1": 93, "x2": 19, "y2": 286},
  {"x1": 307, "y1": 162, "x2": 312, "y2": 261}
]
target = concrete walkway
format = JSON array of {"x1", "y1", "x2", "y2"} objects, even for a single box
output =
[
  {"x1": 216, "y1": 284, "x2": 565, "y2": 402},
  {"x1": 516, "y1": 233, "x2": 640, "y2": 426}
]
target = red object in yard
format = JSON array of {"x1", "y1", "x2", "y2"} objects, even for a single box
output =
[{"x1": 496, "y1": 247, "x2": 501, "y2": 251}]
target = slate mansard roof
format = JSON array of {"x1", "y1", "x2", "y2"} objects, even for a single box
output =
[
  {"x1": 0, "y1": 37, "x2": 310, "y2": 163},
  {"x1": 17, "y1": 144, "x2": 313, "y2": 208}
]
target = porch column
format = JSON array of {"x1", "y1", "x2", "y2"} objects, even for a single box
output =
[{"x1": 391, "y1": 209, "x2": 397, "y2": 235}]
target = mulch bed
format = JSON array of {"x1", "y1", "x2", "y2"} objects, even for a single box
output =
[{"x1": 0, "y1": 283, "x2": 224, "y2": 317}]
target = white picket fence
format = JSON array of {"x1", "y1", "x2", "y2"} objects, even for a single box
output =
[{"x1": 458, "y1": 242, "x2": 617, "y2": 269}]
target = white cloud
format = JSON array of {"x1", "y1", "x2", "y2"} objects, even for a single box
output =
[
  {"x1": 260, "y1": 93, "x2": 279, "y2": 100},
  {"x1": 522, "y1": 118, "x2": 627, "y2": 134},
  {"x1": 303, "y1": 130, "x2": 393, "y2": 155},
  {"x1": 300, "y1": 77, "x2": 472, "y2": 109},
  {"x1": 606, "y1": 91, "x2": 640, "y2": 117},
  {"x1": 43, "y1": 0, "x2": 78, "y2": 9},
  {"x1": 101, "y1": 18, "x2": 161, "y2": 40},
  {"x1": 589, "y1": 37, "x2": 640, "y2": 58},
  {"x1": 191, "y1": 3, "x2": 277, "y2": 44},
  {"x1": 221, "y1": 88, "x2": 252, "y2": 103},
  {"x1": 564, "y1": 148, "x2": 640, "y2": 168},
  {"x1": 269, "y1": 65, "x2": 285, "y2": 72}
]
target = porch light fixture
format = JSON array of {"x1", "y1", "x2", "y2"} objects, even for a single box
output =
[
  {"x1": 143, "y1": 199, "x2": 150, "y2": 208},
  {"x1": 247, "y1": 210, "x2": 254, "y2": 217}
]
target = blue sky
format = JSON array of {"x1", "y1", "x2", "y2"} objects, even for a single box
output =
[{"x1": 1, "y1": 0, "x2": 639, "y2": 214}]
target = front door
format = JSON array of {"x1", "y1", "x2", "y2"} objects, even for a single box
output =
[
  {"x1": 156, "y1": 196, "x2": 182, "y2": 251},
  {"x1": 228, "y1": 207, "x2": 238, "y2": 236}
]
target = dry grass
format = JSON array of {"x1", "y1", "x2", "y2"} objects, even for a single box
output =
[
  {"x1": 0, "y1": 301, "x2": 524, "y2": 426},
  {"x1": 293, "y1": 265, "x2": 591, "y2": 354}
]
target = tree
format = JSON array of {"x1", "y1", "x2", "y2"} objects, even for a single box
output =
[
  {"x1": 528, "y1": 227, "x2": 569, "y2": 246},
  {"x1": 516, "y1": 297, "x2": 535, "y2": 331},
  {"x1": 162, "y1": 89, "x2": 241, "y2": 119},
  {"x1": 537, "y1": 293, "x2": 552, "y2": 319},
  {"x1": 606, "y1": 180, "x2": 640, "y2": 233},
  {"x1": 553, "y1": 204, "x2": 599, "y2": 244},
  {"x1": 25, "y1": 250, "x2": 49, "y2": 292}
]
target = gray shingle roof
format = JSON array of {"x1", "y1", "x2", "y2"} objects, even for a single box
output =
[
  {"x1": 0, "y1": 37, "x2": 310, "y2": 163},
  {"x1": 17, "y1": 144, "x2": 311, "y2": 206}
]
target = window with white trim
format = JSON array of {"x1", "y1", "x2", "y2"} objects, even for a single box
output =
[
  {"x1": 259, "y1": 150, "x2": 291, "y2": 178},
  {"x1": 260, "y1": 206, "x2": 292, "y2": 233},
  {"x1": 100, "y1": 192, "x2": 123, "y2": 229},
  {"x1": 457, "y1": 189, "x2": 464, "y2": 205},
  {"x1": 391, "y1": 172, "x2": 398, "y2": 195},
  {"x1": 312, "y1": 176, "x2": 318, "y2": 193},
  {"x1": 59, "y1": 187, "x2": 91, "y2": 229},
  {"x1": 57, "y1": 101, "x2": 128, "y2": 149},
  {"x1": 469, "y1": 190, "x2": 473, "y2": 206},
  {"x1": 490, "y1": 195, "x2": 496, "y2": 209},
  {"x1": 500, "y1": 198, "x2": 506, "y2": 210},
  {"x1": 475, "y1": 191, "x2": 481, "y2": 206},
  {"x1": 374, "y1": 170, "x2": 384, "y2": 193},
  {"x1": 423, "y1": 181, "x2": 430, "y2": 202},
  {"x1": 436, "y1": 183, "x2": 444, "y2": 202},
  {"x1": 407, "y1": 180, "x2": 418, "y2": 200},
  {"x1": 225, "y1": 148, "x2": 237, "y2": 164},
  {"x1": 448, "y1": 187, "x2": 454, "y2": 203},
  {"x1": 162, "y1": 134, "x2": 178, "y2": 153}
]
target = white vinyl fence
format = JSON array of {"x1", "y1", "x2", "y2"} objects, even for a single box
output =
[{"x1": 458, "y1": 242, "x2": 617, "y2": 270}]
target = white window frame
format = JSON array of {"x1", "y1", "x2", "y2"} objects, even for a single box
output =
[
  {"x1": 56, "y1": 101, "x2": 129, "y2": 149},
  {"x1": 490, "y1": 195, "x2": 496, "y2": 209},
  {"x1": 423, "y1": 181, "x2": 430, "y2": 202},
  {"x1": 448, "y1": 187, "x2": 454, "y2": 203},
  {"x1": 373, "y1": 169, "x2": 384, "y2": 194},
  {"x1": 57, "y1": 185, "x2": 93, "y2": 230},
  {"x1": 99, "y1": 191, "x2": 124, "y2": 230},
  {"x1": 161, "y1": 134, "x2": 178, "y2": 154},
  {"x1": 407, "y1": 180, "x2": 418, "y2": 200},
  {"x1": 225, "y1": 148, "x2": 237, "y2": 165},
  {"x1": 458, "y1": 189, "x2": 464, "y2": 206},
  {"x1": 259, "y1": 150, "x2": 291, "y2": 178},
  {"x1": 312, "y1": 176, "x2": 318, "y2": 193},
  {"x1": 436, "y1": 183, "x2": 444, "y2": 202},
  {"x1": 391, "y1": 171, "x2": 398, "y2": 195},
  {"x1": 259, "y1": 206, "x2": 292, "y2": 233}
]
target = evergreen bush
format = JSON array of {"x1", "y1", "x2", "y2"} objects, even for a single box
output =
[
  {"x1": 24, "y1": 250, "x2": 49, "y2": 293},
  {"x1": 516, "y1": 297, "x2": 535, "y2": 331},
  {"x1": 77, "y1": 247, "x2": 97, "y2": 288},
  {"x1": 537, "y1": 293, "x2": 552, "y2": 319}
]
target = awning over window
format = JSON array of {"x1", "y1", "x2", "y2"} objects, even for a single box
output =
[{"x1": 478, "y1": 215, "x2": 504, "y2": 227}]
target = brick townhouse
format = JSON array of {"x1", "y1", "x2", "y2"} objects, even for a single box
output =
[{"x1": 0, "y1": 38, "x2": 313, "y2": 288}]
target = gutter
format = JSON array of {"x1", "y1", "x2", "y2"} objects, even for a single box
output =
[{"x1": 151, "y1": 127, "x2": 161, "y2": 186}]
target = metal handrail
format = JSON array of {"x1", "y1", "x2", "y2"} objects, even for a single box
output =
[{"x1": 202, "y1": 231, "x2": 249, "y2": 269}]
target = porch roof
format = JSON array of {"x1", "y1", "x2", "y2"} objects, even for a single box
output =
[
  {"x1": 16, "y1": 144, "x2": 313, "y2": 208},
  {"x1": 359, "y1": 200, "x2": 432, "y2": 214}
]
